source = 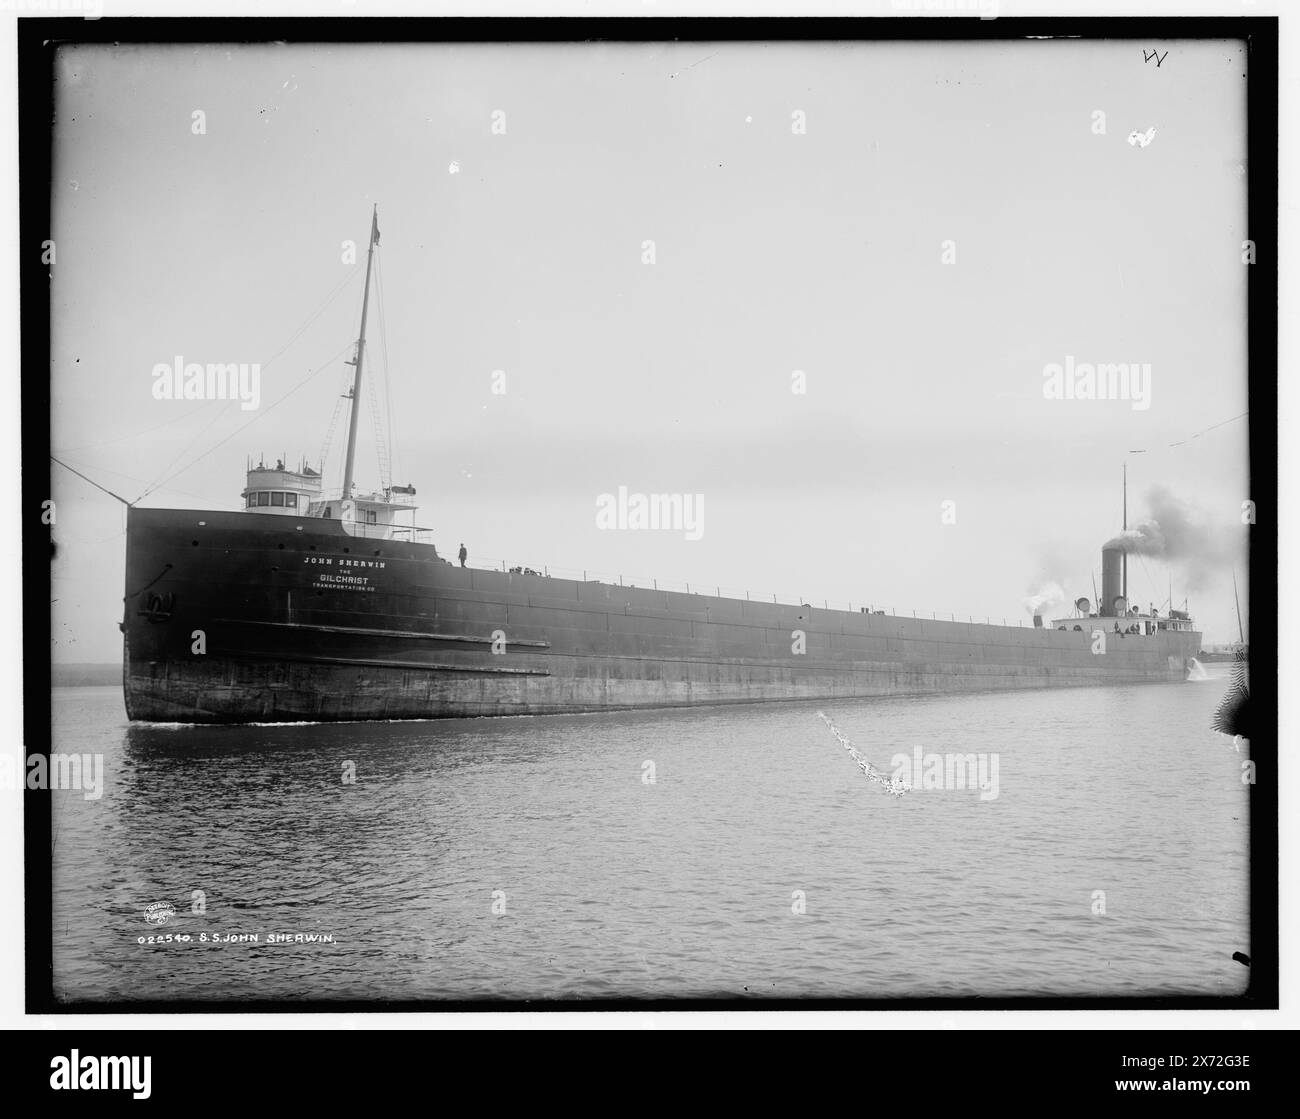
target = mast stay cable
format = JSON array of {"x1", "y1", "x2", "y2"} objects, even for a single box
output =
[
  {"x1": 135, "y1": 339, "x2": 355, "y2": 504},
  {"x1": 50, "y1": 456, "x2": 131, "y2": 505},
  {"x1": 130, "y1": 266, "x2": 364, "y2": 502}
]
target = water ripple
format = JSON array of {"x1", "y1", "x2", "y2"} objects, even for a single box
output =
[{"x1": 51, "y1": 678, "x2": 1250, "y2": 1001}]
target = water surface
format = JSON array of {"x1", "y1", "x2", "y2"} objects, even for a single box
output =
[{"x1": 49, "y1": 672, "x2": 1250, "y2": 1002}]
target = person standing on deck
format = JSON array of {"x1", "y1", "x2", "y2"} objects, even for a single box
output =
[{"x1": 458, "y1": 543, "x2": 467, "y2": 568}]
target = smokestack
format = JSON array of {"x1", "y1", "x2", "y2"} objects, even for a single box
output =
[
  {"x1": 1101, "y1": 546, "x2": 1125, "y2": 617},
  {"x1": 1033, "y1": 614, "x2": 1043, "y2": 629}
]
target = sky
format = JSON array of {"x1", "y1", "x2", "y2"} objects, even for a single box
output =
[{"x1": 49, "y1": 38, "x2": 1252, "y2": 661}]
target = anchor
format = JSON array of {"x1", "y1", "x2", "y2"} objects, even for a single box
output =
[{"x1": 137, "y1": 591, "x2": 176, "y2": 623}]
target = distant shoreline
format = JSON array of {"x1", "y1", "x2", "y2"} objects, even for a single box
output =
[{"x1": 52, "y1": 664, "x2": 122, "y2": 688}]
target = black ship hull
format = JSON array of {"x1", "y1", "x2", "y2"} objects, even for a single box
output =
[{"x1": 122, "y1": 507, "x2": 1201, "y2": 724}]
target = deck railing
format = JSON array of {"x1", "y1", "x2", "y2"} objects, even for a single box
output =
[
  {"x1": 326, "y1": 519, "x2": 1094, "y2": 628},
  {"x1": 435, "y1": 548, "x2": 1044, "y2": 627}
]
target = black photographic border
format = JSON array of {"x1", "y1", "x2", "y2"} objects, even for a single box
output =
[{"x1": 20, "y1": 13, "x2": 1279, "y2": 1015}]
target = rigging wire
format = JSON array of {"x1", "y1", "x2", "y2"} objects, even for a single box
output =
[
  {"x1": 135, "y1": 339, "x2": 355, "y2": 503},
  {"x1": 259, "y1": 266, "x2": 363, "y2": 370},
  {"x1": 1128, "y1": 411, "x2": 1248, "y2": 454},
  {"x1": 1135, "y1": 552, "x2": 1156, "y2": 609},
  {"x1": 52, "y1": 456, "x2": 216, "y2": 508},
  {"x1": 317, "y1": 394, "x2": 347, "y2": 483},
  {"x1": 364, "y1": 248, "x2": 393, "y2": 491},
  {"x1": 130, "y1": 266, "x2": 364, "y2": 498},
  {"x1": 1120, "y1": 409, "x2": 1249, "y2": 621},
  {"x1": 56, "y1": 401, "x2": 225, "y2": 457},
  {"x1": 139, "y1": 396, "x2": 240, "y2": 504},
  {"x1": 1168, "y1": 410, "x2": 1249, "y2": 447},
  {"x1": 50, "y1": 456, "x2": 131, "y2": 505},
  {"x1": 374, "y1": 250, "x2": 400, "y2": 484},
  {"x1": 365, "y1": 352, "x2": 391, "y2": 491}
]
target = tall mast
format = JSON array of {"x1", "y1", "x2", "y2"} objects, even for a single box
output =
[
  {"x1": 1122, "y1": 461, "x2": 1128, "y2": 605},
  {"x1": 340, "y1": 205, "x2": 379, "y2": 509}
]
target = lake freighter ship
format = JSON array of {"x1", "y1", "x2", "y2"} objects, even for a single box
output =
[{"x1": 121, "y1": 209, "x2": 1201, "y2": 723}]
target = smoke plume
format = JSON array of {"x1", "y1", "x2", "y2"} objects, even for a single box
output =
[
  {"x1": 1103, "y1": 486, "x2": 1245, "y2": 590},
  {"x1": 1023, "y1": 581, "x2": 1067, "y2": 617}
]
